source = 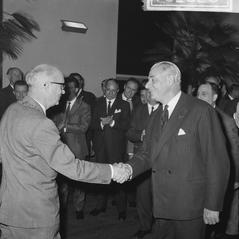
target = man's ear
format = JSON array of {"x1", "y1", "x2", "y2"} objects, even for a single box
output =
[
  {"x1": 213, "y1": 94, "x2": 218, "y2": 103},
  {"x1": 75, "y1": 88, "x2": 79, "y2": 94}
]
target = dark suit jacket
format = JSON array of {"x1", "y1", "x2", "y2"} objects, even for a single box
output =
[
  {"x1": 78, "y1": 90, "x2": 96, "y2": 113},
  {"x1": 54, "y1": 97, "x2": 91, "y2": 159},
  {"x1": 0, "y1": 85, "x2": 16, "y2": 120},
  {"x1": 119, "y1": 93, "x2": 142, "y2": 112},
  {"x1": 218, "y1": 94, "x2": 239, "y2": 117},
  {"x1": 216, "y1": 107, "x2": 239, "y2": 182},
  {"x1": 0, "y1": 96, "x2": 111, "y2": 228},
  {"x1": 128, "y1": 92, "x2": 230, "y2": 220},
  {"x1": 126, "y1": 104, "x2": 151, "y2": 153},
  {"x1": 92, "y1": 96, "x2": 131, "y2": 163}
]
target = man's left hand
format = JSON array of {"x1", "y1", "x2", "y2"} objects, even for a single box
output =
[{"x1": 203, "y1": 208, "x2": 219, "y2": 225}]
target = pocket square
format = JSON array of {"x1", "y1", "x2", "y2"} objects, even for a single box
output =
[
  {"x1": 114, "y1": 109, "x2": 121, "y2": 114},
  {"x1": 178, "y1": 128, "x2": 186, "y2": 136}
]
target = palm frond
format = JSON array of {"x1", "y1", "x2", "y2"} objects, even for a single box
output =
[{"x1": 0, "y1": 11, "x2": 40, "y2": 59}]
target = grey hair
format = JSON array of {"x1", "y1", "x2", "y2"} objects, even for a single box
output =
[
  {"x1": 26, "y1": 64, "x2": 63, "y2": 86},
  {"x1": 150, "y1": 61, "x2": 181, "y2": 82}
]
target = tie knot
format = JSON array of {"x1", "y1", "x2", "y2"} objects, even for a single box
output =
[{"x1": 163, "y1": 105, "x2": 168, "y2": 111}]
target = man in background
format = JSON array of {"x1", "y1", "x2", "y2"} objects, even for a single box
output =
[
  {"x1": 91, "y1": 78, "x2": 131, "y2": 220},
  {"x1": 0, "y1": 67, "x2": 24, "y2": 119},
  {"x1": 68, "y1": 73, "x2": 96, "y2": 158},
  {"x1": 13, "y1": 80, "x2": 28, "y2": 101},
  {"x1": 197, "y1": 82, "x2": 239, "y2": 239},
  {"x1": 54, "y1": 76, "x2": 91, "y2": 220}
]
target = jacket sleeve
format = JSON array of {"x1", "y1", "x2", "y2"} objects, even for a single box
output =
[
  {"x1": 32, "y1": 118, "x2": 112, "y2": 184},
  {"x1": 198, "y1": 106, "x2": 230, "y2": 211}
]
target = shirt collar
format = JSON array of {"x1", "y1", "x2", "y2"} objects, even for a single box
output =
[
  {"x1": 164, "y1": 91, "x2": 181, "y2": 118},
  {"x1": 147, "y1": 103, "x2": 159, "y2": 114},
  {"x1": 106, "y1": 97, "x2": 116, "y2": 104},
  {"x1": 122, "y1": 93, "x2": 131, "y2": 101},
  {"x1": 31, "y1": 97, "x2": 46, "y2": 115},
  {"x1": 67, "y1": 97, "x2": 77, "y2": 109},
  {"x1": 76, "y1": 88, "x2": 82, "y2": 97}
]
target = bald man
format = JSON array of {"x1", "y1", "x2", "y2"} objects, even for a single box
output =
[
  {"x1": 120, "y1": 62, "x2": 230, "y2": 239},
  {"x1": 0, "y1": 64, "x2": 127, "y2": 239}
]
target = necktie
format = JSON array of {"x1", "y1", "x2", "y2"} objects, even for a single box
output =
[
  {"x1": 127, "y1": 99, "x2": 133, "y2": 112},
  {"x1": 160, "y1": 105, "x2": 169, "y2": 129},
  {"x1": 107, "y1": 100, "x2": 111, "y2": 115},
  {"x1": 64, "y1": 102, "x2": 71, "y2": 124},
  {"x1": 150, "y1": 106, "x2": 154, "y2": 115}
]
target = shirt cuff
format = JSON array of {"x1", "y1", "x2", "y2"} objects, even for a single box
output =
[
  {"x1": 110, "y1": 120, "x2": 115, "y2": 127},
  {"x1": 109, "y1": 164, "x2": 114, "y2": 178}
]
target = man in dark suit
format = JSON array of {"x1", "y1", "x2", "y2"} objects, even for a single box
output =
[
  {"x1": 0, "y1": 67, "x2": 23, "y2": 120},
  {"x1": 0, "y1": 64, "x2": 127, "y2": 239},
  {"x1": 117, "y1": 61, "x2": 230, "y2": 239},
  {"x1": 91, "y1": 78, "x2": 131, "y2": 220},
  {"x1": 127, "y1": 88, "x2": 159, "y2": 238},
  {"x1": 68, "y1": 73, "x2": 96, "y2": 157},
  {"x1": 54, "y1": 77, "x2": 91, "y2": 220},
  {"x1": 218, "y1": 82, "x2": 239, "y2": 117}
]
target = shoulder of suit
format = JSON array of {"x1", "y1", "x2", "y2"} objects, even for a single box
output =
[
  {"x1": 82, "y1": 90, "x2": 96, "y2": 99},
  {"x1": 183, "y1": 93, "x2": 214, "y2": 111}
]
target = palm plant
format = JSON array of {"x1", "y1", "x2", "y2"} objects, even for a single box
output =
[
  {"x1": 0, "y1": 11, "x2": 40, "y2": 59},
  {"x1": 144, "y1": 12, "x2": 239, "y2": 90}
]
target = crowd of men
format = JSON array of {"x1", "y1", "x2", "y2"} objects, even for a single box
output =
[{"x1": 0, "y1": 63, "x2": 238, "y2": 239}]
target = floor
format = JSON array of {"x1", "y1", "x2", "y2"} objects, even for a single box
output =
[{"x1": 62, "y1": 190, "x2": 153, "y2": 239}]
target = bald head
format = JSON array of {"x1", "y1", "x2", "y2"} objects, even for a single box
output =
[
  {"x1": 26, "y1": 64, "x2": 65, "y2": 109},
  {"x1": 7, "y1": 67, "x2": 23, "y2": 86}
]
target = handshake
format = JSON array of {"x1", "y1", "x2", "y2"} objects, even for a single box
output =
[{"x1": 112, "y1": 163, "x2": 132, "y2": 184}]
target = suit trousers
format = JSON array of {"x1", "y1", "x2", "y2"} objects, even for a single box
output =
[
  {"x1": 153, "y1": 217, "x2": 205, "y2": 239},
  {"x1": 59, "y1": 176, "x2": 85, "y2": 212},
  {"x1": 0, "y1": 223, "x2": 60, "y2": 239},
  {"x1": 95, "y1": 182, "x2": 127, "y2": 213},
  {"x1": 136, "y1": 170, "x2": 152, "y2": 231}
]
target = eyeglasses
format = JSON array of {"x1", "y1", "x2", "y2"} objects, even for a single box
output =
[{"x1": 50, "y1": 82, "x2": 65, "y2": 90}]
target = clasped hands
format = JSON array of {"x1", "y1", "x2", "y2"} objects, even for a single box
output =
[
  {"x1": 112, "y1": 163, "x2": 132, "y2": 184},
  {"x1": 100, "y1": 115, "x2": 113, "y2": 126}
]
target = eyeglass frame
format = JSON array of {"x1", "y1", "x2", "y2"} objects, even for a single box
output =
[{"x1": 50, "y1": 82, "x2": 65, "y2": 90}]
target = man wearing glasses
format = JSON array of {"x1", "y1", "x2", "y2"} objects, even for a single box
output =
[{"x1": 0, "y1": 64, "x2": 128, "y2": 239}]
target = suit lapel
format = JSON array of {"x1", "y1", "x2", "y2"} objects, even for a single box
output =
[
  {"x1": 151, "y1": 93, "x2": 189, "y2": 161},
  {"x1": 69, "y1": 97, "x2": 82, "y2": 116}
]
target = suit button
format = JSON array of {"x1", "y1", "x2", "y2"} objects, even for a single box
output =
[
  {"x1": 168, "y1": 170, "x2": 172, "y2": 175},
  {"x1": 152, "y1": 170, "x2": 156, "y2": 173}
]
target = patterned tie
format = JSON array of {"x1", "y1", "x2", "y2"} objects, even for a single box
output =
[
  {"x1": 107, "y1": 100, "x2": 111, "y2": 115},
  {"x1": 160, "y1": 105, "x2": 169, "y2": 129}
]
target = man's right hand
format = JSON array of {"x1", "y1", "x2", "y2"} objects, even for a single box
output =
[{"x1": 112, "y1": 163, "x2": 132, "y2": 184}]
